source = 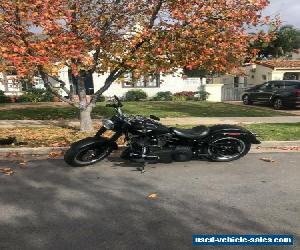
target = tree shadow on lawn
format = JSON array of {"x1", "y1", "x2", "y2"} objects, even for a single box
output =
[{"x1": 0, "y1": 159, "x2": 297, "y2": 250}]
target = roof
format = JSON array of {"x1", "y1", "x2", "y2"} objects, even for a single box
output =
[{"x1": 257, "y1": 60, "x2": 300, "y2": 70}]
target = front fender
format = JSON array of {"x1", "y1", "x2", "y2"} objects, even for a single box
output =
[
  {"x1": 207, "y1": 124, "x2": 261, "y2": 144},
  {"x1": 69, "y1": 137, "x2": 118, "y2": 150}
]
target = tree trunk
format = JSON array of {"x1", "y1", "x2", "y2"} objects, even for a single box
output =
[
  {"x1": 80, "y1": 106, "x2": 94, "y2": 131},
  {"x1": 77, "y1": 74, "x2": 94, "y2": 132}
]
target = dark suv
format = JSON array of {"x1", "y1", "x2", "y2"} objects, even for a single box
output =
[{"x1": 242, "y1": 80, "x2": 300, "y2": 109}]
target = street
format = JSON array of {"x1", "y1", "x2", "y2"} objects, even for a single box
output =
[{"x1": 0, "y1": 153, "x2": 299, "y2": 250}]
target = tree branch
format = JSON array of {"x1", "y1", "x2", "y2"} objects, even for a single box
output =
[
  {"x1": 39, "y1": 70, "x2": 78, "y2": 107},
  {"x1": 89, "y1": 0, "x2": 164, "y2": 106},
  {"x1": 44, "y1": 73, "x2": 72, "y2": 98}
]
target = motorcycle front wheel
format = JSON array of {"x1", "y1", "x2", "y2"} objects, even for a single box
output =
[
  {"x1": 64, "y1": 138, "x2": 113, "y2": 167},
  {"x1": 206, "y1": 136, "x2": 251, "y2": 162}
]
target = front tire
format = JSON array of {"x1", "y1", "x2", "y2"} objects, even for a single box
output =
[
  {"x1": 273, "y1": 98, "x2": 283, "y2": 110},
  {"x1": 64, "y1": 138, "x2": 113, "y2": 167},
  {"x1": 242, "y1": 95, "x2": 252, "y2": 105},
  {"x1": 206, "y1": 136, "x2": 251, "y2": 162}
]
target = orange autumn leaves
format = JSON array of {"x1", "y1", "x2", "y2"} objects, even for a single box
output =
[{"x1": 0, "y1": 0, "x2": 273, "y2": 79}]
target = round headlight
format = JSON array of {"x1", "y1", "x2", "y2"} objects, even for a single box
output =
[{"x1": 102, "y1": 119, "x2": 114, "y2": 129}]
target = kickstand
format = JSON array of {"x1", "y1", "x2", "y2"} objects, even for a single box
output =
[{"x1": 137, "y1": 162, "x2": 146, "y2": 174}]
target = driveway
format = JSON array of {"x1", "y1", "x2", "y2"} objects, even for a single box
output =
[
  {"x1": 0, "y1": 153, "x2": 299, "y2": 250},
  {"x1": 225, "y1": 101, "x2": 300, "y2": 116}
]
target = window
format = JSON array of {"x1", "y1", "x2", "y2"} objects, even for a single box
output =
[
  {"x1": 122, "y1": 72, "x2": 160, "y2": 88},
  {"x1": 271, "y1": 81, "x2": 284, "y2": 89},
  {"x1": 258, "y1": 82, "x2": 272, "y2": 91},
  {"x1": 262, "y1": 74, "x2": 267, "y2": 81},
  {"x1": 284, "y1": 82, "x2": 300, "y2": 90}
]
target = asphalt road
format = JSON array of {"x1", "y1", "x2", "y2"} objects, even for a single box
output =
[{"x1": 0, "y1": 153, "x2": 299, "y2": 250}]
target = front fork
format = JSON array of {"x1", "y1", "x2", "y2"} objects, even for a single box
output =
[
  {"x1": 95, "y1": 126, "x2": 107, "y2": 137},
  {"x1": 95, "y1": 126, "x2": 123, "y2": 147}
]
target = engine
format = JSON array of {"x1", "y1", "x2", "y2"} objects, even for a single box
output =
[{"x1": 127, "y1": 135, "x2": 193, "y2": 163}]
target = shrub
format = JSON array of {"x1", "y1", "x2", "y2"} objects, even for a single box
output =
[
  {"x1": 124, "y1": 89, "x2": 147, "y2": 101},
  {"x1": 195, "y1": 90, "x2": 210, "y2": 101},
  {"x1": 0, "y1": 90, "x2": 9, "y2": 103},
  {"x1": 17, "y1": 88, "x2": 54, "y2": 103},
  {"x1": 97, "y1": 95, "x2": 105, "y2": 102},
  {"x1": 152, "y1": 91, "x2": 172, "y2": 101},
  {"x1": 172, "y1": 91, "x2": 195, "y2": 101}
]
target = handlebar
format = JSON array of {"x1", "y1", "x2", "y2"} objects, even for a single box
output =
[{"x1": 114, "y1": 95, "x2": 123, "y2": 107}]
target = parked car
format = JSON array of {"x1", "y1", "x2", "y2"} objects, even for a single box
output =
[{"x1": 242, "y1": 80, "x2": 300, "y2": 109}]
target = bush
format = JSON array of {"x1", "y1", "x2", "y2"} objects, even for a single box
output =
[
  {"x1": 194, "y1": 91, "x2": 210, "y2": 101},
  {"x1": 0, "y1": 90, "x2": 9, "y2": 103},
  {"x1": 97, "y1": 95, "x2": 105, "y2": 102},
  {"x1": 152, "y1": 91, "x2": 172, "y2": 101},
  {"x1": 124, "y1": 89, "x2": 147, "y2": 101},
  {"x1": 172, "y1": 91, "x2": 195, "y2": 101},
  {"x1": 17, "y1": 88, "x2": 54, "y2": 103}
]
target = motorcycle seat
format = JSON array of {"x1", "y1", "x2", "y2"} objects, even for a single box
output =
[{"x1": 171, "y1": 126, "x2": 210, "y2": 139}]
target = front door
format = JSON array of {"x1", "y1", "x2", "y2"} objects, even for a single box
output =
[{"x1": 254, "y1": 82, "x2": 273, "y2": 102}]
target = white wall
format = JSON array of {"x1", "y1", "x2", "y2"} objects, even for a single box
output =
[
  {"x1": 206, "y1": 84, "x2": 224, "y2": 102},
  {"x1": 245, "y1": 64, "x2": 273, "y2": 86},
  {"x1": 0, "y1": 73, "x2": 5, "y2": 91},
  {"x1": 92, "y1": 73, "x2": 203, "y2": 97}
]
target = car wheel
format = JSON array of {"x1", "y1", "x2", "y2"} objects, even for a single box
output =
[
  {"x1": 242, "y1": 95, "x2": 252, "y2": 105},
  {"x1": 273, "y1": 98, "x2": 283, "y2": 110}
]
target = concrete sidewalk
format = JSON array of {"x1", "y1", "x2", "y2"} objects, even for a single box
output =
[
  {"x1": 1, "y1": 116, "x2": 300, "y2": 128},
  {"x1": 1, "y1": 141, "x2": 299, "y2": 160}
]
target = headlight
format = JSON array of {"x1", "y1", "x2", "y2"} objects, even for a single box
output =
[{"x1": 102, "y1": 119, "x2": 115, "y2": 129}]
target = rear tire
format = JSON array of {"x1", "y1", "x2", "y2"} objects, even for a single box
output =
[
  {"x1": 206, "y1": 136, "x2": 251, "y2": 162},
  {"x1": 242, "y1": 95, "x2": 252, "y2": 105},
  {"x1": 64, "y1": 138, "x2": 113, "y2": 167}
]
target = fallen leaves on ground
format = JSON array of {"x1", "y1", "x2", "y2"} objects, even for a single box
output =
[
  {"x1": 48, "y1": 151, "x2": 64, "y2": 158},
  {"x1": 5, "y1": 152, "x2": 20, "y2": 158},
  {"x1": 0, "y1": 127, "x2": 125, "y2": 148},
  {"x1": 260, "y1": 158, "x2": 275, "y2": 163},
  {"x1": 271, "y1": 146, "x2": 300, "y2": 151},
  {"x1": 0, "y1": 168, "x2": 15, "y2": 176},
  {"x1": 147, "y1": 193, "x2": 158, "y2": 199}
]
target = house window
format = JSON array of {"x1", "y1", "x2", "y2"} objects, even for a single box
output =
[
  {"x1": 262, "y1": 74, "x2": 267, "y2": 81},
  {"x1": 122, "y1": 72, "x2": 160, "y2": 88}
]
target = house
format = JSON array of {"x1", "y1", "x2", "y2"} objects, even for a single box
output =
[
  {"x1": 206, "y1": 60, "x2": 300, "y2": 102},
  {"x1": 0, "y1": 68, "x2": 208, "y2": 99}
]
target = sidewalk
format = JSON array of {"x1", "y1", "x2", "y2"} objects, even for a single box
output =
[
  {"x1": 1, "y1": 116, "x2": 300, "y2": 128},
  {"x1": 1, "y1": 141, "x2": 300, "y2": 159}
]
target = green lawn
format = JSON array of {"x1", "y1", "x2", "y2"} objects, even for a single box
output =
[
  {"x1": 0, "y1": 101, "x2": 292, "y2": 120},
  {"x1": 244, "y1": 123, "x2": 300, "y2": 141}
]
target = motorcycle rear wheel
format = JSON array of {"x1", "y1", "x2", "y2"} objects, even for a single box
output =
[{"x1": 206, "y1": 136, "x2": 251, "y2": 162}]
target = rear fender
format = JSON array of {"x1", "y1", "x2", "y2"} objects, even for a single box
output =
[{"x1": 205, "y1": 124, "x2": 261, "y2": 144}]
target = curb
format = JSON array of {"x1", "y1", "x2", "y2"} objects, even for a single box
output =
[{"x1": 1, "y1": 142, "x2": 299, "y2": 160}]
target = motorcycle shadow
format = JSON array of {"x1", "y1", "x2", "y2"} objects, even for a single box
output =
[{"x1": 106, "y1": 150, "x2": 208, "y2": 171}]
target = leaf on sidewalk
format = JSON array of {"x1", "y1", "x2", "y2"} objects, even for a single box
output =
[
  {"x1": 0, "y1": 168, "x2": 15, "y2": 176},
  {"x1": 6, "y1": 152, "x2": 20, "y2": 158},
  {"x1": 19, "y1": 161, "x2": 28, "y2": 168},
  {"x1": 271, "y1": 146, "x2": 300, "y2": 151},
  {"x1": 48, "y1": 151, "x2": 64, "y2": 158},
  {"x1": 147, "y1": 193, "x2": 158, "y2": 199},
  {"x1": 260, "y1": 158, "x2": 275, "y2": 163}
]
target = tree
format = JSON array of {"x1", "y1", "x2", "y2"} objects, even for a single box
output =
[
  {"x1": 258, "y1": 25, "x2": 300, "y2": 58},
  {"x1": 0, "y1": 0, "x2": 271, "y2": 131}
]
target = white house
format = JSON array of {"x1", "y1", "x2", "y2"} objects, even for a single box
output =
[
  {"x1": 207, "y1": 60, "x2": 300, "y2": 102},
  {"x1": 0, "y1": 67, "x2": 209, "y2": 99},
  {"x1": 3, "y1": 60, "x2": 300, "y2": 103}
]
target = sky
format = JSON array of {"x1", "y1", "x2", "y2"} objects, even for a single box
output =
[{"x1": 264, "y1": 0, "x2": 300, "y2": 28}]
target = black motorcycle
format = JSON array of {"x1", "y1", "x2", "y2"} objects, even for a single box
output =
[{"x1": 64, "y1": 95, "x2": 260, "y2": 167}]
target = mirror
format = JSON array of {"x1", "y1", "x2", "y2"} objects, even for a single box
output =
[{"x1": 150, "y1": 115, "x2": 160, "y2": 121}]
